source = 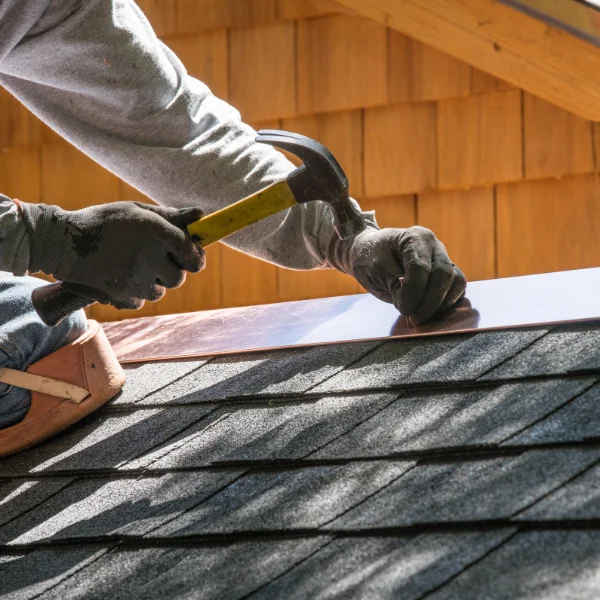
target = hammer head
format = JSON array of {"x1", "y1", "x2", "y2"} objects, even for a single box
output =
[{"x1": 256, "y1": 130, "x2": 366, "y2": 240}]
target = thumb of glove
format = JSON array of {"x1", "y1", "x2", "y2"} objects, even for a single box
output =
[{"x1": 137, "y1": 203, "x2": 204, "y2": 230}]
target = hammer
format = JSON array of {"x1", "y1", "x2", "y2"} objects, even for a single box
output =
[{"x1": 32, "y1": 130, "x2": 366, "y2": 326}]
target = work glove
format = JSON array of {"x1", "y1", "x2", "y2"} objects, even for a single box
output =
[
  {"x1": 19, "y1": 201, "x2": 205, "y2": 310},
  {"x1": 327, "y1": 225, "x2": 467, "y2": 324}
]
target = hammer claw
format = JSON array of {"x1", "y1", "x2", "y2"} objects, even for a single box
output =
[{"x1": 257, "y1": 129, "x2": 365, "y2": 240}]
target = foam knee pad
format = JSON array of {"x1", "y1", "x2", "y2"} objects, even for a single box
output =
[{"x1": 0, "y1": 320, "x2": 125, "y2": 457}]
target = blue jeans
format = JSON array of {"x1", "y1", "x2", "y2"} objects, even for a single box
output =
[{"x1": 0, "y1": 273, "x2": 87, "y2": 429}]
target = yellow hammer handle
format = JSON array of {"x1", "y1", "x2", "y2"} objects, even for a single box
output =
[{"x1": 186, "y1": 179, "x2": 297, "y2": 247}]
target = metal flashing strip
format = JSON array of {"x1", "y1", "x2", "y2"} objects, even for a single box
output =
[{"x1": 105, "y1": 268, "x2": 600, "y2": 364}]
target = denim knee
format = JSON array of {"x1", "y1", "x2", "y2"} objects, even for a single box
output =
[{"x1": 0, "y1": 273, "x2": 87, "y2": 428}]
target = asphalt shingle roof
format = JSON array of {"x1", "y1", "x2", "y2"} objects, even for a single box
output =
[{"x1": 2, "y1": 322, "x2": 600, "y2": 598}]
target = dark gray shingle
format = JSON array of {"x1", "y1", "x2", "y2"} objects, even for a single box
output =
[
  {"x1": 0, "y1": 471, "x2": 242, "y2": 545},
  {"x1": 132, "y1": 538, "x2": 329, "y2": 600},
  {"x1": 517, "y1": 462, "x2": 600, "y2": 520},
  {"x1": 0, "y1": 478, "x2": 73, "y2": 528},
  {"x1": 0, "y1": 407, "x2": 212, "y2": 476},
  {"x1": 505, "y1": 382, "x2": 600, "y2": 445},
  {"x1": 155, "y1": 461, "x2": 413, "y2": 536},
  {"x1": 0, "y1": 546, "x2": 112, "y2": 600},
  {"x1": 139, "y1": 341, "x2": 381, "y2": 404},
  {"x1": 312, "y1": 378, "x2": 594, "y2": 459},
  {"x1": 329, "y1": 449, "x2": 600, "y2": 529},
  {"x1": 40, "y1": 547, "x2": 176, "y2": 600},
  {"x1": 42, "y1": 539, "x2": 330, "y2": 600},
  {"x1": 313, "y1": 330, "x2": 546, "y2": 392},
  {"x1": 481, "y1": 325, "x2": 600, "y2": 381},
  {"x1": 427, "y1": 531, "x2": 600, "y2": 600},
  {"x1": 114, "y1": 359, "x2": 207, "y2": 405},
  {"x1": 130, "y1": 393, "x2": 398, "y2": 469},
  {"x1": 250, "y1": 530, "x2": 514, "y2": 600}
]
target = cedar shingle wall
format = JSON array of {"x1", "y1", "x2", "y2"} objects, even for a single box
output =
[{"x1": 1, "y1": 0, "x2": 598, "y2": 321}]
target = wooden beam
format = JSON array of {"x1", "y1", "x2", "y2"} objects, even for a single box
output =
[{"x1": 331, "y1": 0, "x2": 600, "y2": 121}]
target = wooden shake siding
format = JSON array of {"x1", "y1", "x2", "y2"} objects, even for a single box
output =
[{"x1": 0, "y1": 0, "x2": 598, "y2": 321}]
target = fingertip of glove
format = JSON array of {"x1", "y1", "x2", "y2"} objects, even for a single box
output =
[
  {"x1": 174, "y1": 207, "x2": 205, "y2": 228},
  {"x1": 143, "y1": 204, "x2": 205, "y2": 229},
  {"x1": 396, "y1": 297, "x2": 420, "y2": 320},
  {"x1": 111, "y1": 297, "x2": 145, "y2": 310}
]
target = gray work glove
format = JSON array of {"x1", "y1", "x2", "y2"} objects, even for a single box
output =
[
  {"x1": 19, "y1": 201, "x2": 205, "y2": 310},
  {"x1": 327, "y1": 225, "x2": 467, "y2": 324}
]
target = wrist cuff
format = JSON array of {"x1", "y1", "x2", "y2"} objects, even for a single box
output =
[{"x1": 20, "y1": 203, "x2": 77, "y2": 279}]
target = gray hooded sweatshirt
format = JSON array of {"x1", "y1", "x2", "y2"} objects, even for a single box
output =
[{"x1": 0, "y1": 0, "x2": 374, "y2": 277}]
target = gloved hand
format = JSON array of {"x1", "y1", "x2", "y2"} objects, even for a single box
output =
[
  {"x1": 327, "y1": 225, "x2": 467, "y2": 324},
  {"x1": 19, "y1": 201, "x2": 205, "y2": 310}
]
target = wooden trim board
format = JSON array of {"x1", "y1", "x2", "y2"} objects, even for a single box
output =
[
  {"x1": 105, "y1": 268, "x2": 600, "y2": 363},
  {"x1": 331, "y1": 0, "x2": 600, "y2": 120}
]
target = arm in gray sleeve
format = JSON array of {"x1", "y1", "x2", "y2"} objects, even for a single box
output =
[
  {"x1": 0, "y1": 195, "x2": 29, "y2": 275},
  {"x1": 0, "y1": 0, "x2": 375, "y2": 270}
]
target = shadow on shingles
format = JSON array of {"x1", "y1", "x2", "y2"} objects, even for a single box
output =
[
  {"x1": 4, "y1": 426, "x2": 599, "y2": 549},
  {"x1": 0, "y1": 478, "x2": 109, "y2": 544},
  {"x1": 0, "y1": 397, "x2": 400, "y2": 544},
  {"x1": 3, "y1": 530, "x2": 600, "y2": 599},
  {"x1": 1, "y1": 361, "x2": 600, "y2": 595},
  {"x1": 0, "y1": 402, "x2": 218, "y2": 544},
  {"x1": 310, "y1": 377, "x2": 600, "y2": 460},
  {"x1": 246, "y1": 529, "x2": 600, "y2": 600},
  {"x1": 0, "y1": 375, "x2": 593, "y2": 548},
  {"x1": 0, "y1": 475, "x2": 224, "y2": 546},
  {"x1": 0, "y1": 344, "x2": 380, "y2": 548},
  {"x1": 129, "y1": 392, "x2": 395, "y2": 469},
  {"x1": 0, "y1": 404, "x2": 199, "y2": 476},
  {"x1": 0, "y1": 545, "x2": 111, "y2": 599},
  {"x1": 0, "y1": 538, "x2": 335, "y2": 600},
  {"x1": 0, "y1": 478, "x2": 75, "y2": 529},
  {"x1": 140, "y1": 342, "x2": 381, "y2": 405}
]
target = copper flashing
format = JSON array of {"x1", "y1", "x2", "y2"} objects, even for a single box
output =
[{"x1": 105, "y1": 268, "x2": 600, "y2": 363}]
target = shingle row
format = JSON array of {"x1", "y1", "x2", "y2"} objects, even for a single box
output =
[
  {"x1": 3, "y1": 448, "x2": 600, "y2": 546},
  {"x1": 3, "y1": 530, "x2": 600, "y2": 600},
  {"x1": 3, "y1": 376, "x2": 599, "y2": 477}
]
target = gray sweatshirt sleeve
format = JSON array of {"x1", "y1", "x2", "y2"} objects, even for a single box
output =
[{"x1": 0, "y1": 0, "x2": 375, "y2": 272}]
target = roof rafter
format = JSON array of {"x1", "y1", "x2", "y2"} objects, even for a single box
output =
[{"x1": 332, "y1": 0, "x2": 600, "y2": 120}]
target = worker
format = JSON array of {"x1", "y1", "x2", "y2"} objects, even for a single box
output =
[{"x1": 0, "y1": 0, "x2": 466, "y2": 430}]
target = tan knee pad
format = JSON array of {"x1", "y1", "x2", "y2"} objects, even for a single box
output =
[{"x1": 0, "y1": 320, "x2": 125, "y2": 458}]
